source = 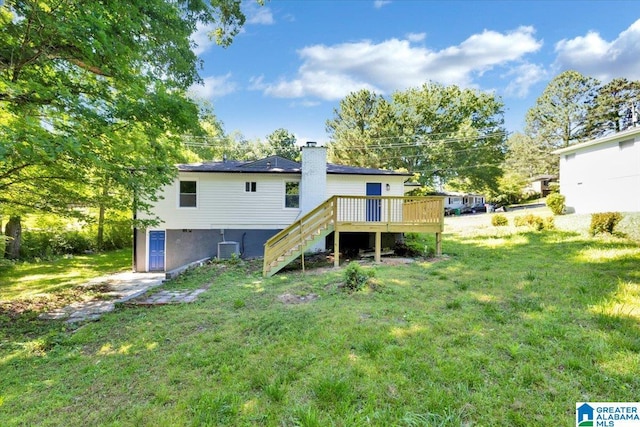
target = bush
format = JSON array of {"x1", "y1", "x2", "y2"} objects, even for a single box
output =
[
  {"x1": 546, "y1": 193, "x2": 565, "y2": 215},
  {"x1": 20, "y1": 230, "x2": 93, "y2": 259},
  {"x1": 513, "y1": 214, "x2": 555, "y2": 231},
  {"x1": 491, "y1": 214, "x2": 508, "y2": 227},
  {"x1": 590, "y1": 212, "x2": 623, "y2": 235},
  {"x1": 343, "y1": 262, "x2": 374, "y2": 292}
]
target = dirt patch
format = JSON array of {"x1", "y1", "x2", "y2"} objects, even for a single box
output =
[
  {"x1": 0, "y1": 284, "x2": 112, "y2": 318},
  {"x1": 277, "y1": 293, "x2": 319, "y2": 304}
]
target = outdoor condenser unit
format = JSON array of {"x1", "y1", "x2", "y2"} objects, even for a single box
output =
[{"x1": 218, "y1": 241, "x2": 240, "y2": 259}]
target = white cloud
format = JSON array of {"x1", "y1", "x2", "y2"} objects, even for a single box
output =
[
  {"x1": 406, "y1": 32, "x2": 426, "y2": 43},
  {"x1": 503, "y1": 63, "x2": 547, "y2": 98},
  {"x1": 191, "y1": 22, "x2": 216, "y2": 56},
  {"x1": 189, "y1": 73, "x2": 238, "y2": 99},
  {"x1": 246, "y1": 6, "x2": 274, "y2": 25},
  {"x1": 555, "y1": 19, "x2": 640, "y2": 81},
  {"x1": 191, "y1": 5, "x2": 274, "y2": 56},
  {"x1": 373, "y1": 1, "x2": 391, "y2": 9},
  {"x1": 255, "y1": 26, "x2": 542, "y2": 101}
]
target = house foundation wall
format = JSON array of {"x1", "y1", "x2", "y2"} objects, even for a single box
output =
[{"x1": 136, "y1": 228, "x2": 280, "y2": 272}]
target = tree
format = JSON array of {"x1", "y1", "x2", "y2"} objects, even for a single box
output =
[
  {"x1": 504, "y1": 132, "x2": 557, "y2": 177},
  {"x1": 585, "y1": 78, "x2": 640, "y2": 138},
  {"x1": 266, "y1": 128, "x2": 299, "y2": 161},
  {"x1": 326, "y1": 89, "x2": 396, "y2": 169},
  {"x1": 0, "y1": 0, "x2": 253, "y2": 258},
  {"x1": 327, "y1": 84, "x2": 506, "y2": 193},
  {"x1": 525, "y1": 70, "x2": 599, "y2": 149}
]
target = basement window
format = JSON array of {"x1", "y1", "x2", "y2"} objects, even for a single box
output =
[
  {"x1": 245, "y1": 182, "x2": 257, "y2": 192},
  {"x1": 179, "y1": 181, "x2": 197, "y2": 208}
]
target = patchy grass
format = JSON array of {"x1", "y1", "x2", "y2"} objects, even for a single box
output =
[
  {"x1": 0, "y1": 226, "x2": 639, "y2": 426},
  {"x1": 0, "y1": 249, "x2": 131, "y2": 301}
]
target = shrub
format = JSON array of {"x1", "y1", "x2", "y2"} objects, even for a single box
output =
[
  {"x1": 546, "y1": 193, "x2": 565, "y2": 215},
  {"x1": 590, "y1": 212, "x2": 623, "y2": 235},
  {"x1": 343, "y1": 262, "x2": 374, "y2": 292},
  {"x1": 491, "y1": 214, "x2": 508, "y2": 227},
  {"x1": 20, "y1": 230, "x2": 93, "y2": 259},
  {"x1": 513, "y1": 214, "x2": 554, "y2": 231},
  {"x1": 544, "y1": 216, "x2": 555, "y2": 230}
]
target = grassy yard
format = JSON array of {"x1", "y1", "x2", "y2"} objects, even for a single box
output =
[
  {"x1": 1, "y1": 213, "x2": 639, "y2": 426},
  {"x1": 0, "y1": 249, "x2": 132, "y2": 301}
]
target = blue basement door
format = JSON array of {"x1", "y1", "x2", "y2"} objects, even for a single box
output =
[
  {"x1": 148, "y1": 231, "x2": 165, "y2": 271},
  {"x1": 366, "y1": 183, "x2": 382, "y2": 221}
]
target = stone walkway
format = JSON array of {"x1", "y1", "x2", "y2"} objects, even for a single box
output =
[
  {"x1": 39, "y1": 271, "x2": 166, "y2": 323},
  {"x1": 124, "y1": 287, "x2": 210, "y2": 306}
]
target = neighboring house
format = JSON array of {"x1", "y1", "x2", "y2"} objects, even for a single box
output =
[
  {"x1": 135, "y1": 144, "x2": 412, "y2": 272},
  {"x1": 524, "y1": 175, "x2": 557, "y2": 197},
  {"x1": 555, "y1": 126, "x2": 640, "y2": 214},
  {"x1": 443, "y1": 192, "x2": 485, "y2": 210}
]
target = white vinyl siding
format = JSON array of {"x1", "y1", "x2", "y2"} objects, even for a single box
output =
[
  {"x1": 142, "y1": 173, "x2": 301, "y2": 229},
  {"x1": 560, "y1": 135, "x2": 640, "y2": 213},
  {"x1": 142, "y1": 172, "x2": 410, "y2": 230},
  {"x1": 326, "y1": 175, "x2": 406, "y2": 197}
]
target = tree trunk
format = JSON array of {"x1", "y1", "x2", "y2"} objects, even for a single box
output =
[
  {"x1": 96, "y1": 183, "x2": 109, "y2": 251},
  {"x1": 4, "y1": 216, "x2": 22, "y2": 260}
]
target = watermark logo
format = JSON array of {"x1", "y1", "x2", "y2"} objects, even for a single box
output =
[{"x1": 576, "y1": 402, "x2": 640, "y2": 427}]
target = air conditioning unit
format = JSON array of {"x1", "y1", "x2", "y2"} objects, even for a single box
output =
[{"x1": 218, "y1": 241, "x2": 239, "y2": 259}]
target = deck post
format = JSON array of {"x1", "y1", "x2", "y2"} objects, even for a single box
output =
[
  {"x1": 334, "y1": 230, "x2": 340, "y2": 267},
  {"x1": 374, "y1": 231, "x2": 381, "y2": 263},
  {"x1": 435, "y1": 232, "x2": 442, "y2": 256}
]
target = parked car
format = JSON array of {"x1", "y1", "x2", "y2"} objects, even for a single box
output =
[{"x1": 470, "y1": 203, "x2": 487, "y2": 213}]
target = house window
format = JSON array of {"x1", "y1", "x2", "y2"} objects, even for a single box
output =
[
  {"x1": 179, "y1": 181, "x2": 197, "y2": 207},
  {"x1": 245, "y1": 182, "x2": 257, "y2": 192},
  {"x1": 285, "y1": 182, "x2": 299, "y2": 208}
]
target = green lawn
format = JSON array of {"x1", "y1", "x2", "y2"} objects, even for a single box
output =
[
  {"x1": 0, "y1": 249, "x2": 132, "y2": 301},
  {"x1": 1, "y1": 215, "x2": 639, "y2": 426}
]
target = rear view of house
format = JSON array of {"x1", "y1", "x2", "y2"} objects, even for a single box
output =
[{"x1": 135, "y1": 144, "x2": 413, "y2": 273}]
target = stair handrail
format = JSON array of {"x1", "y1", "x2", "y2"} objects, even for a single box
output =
[{"x1": 263, "y1": 196, "x2": 336, "y2": 276}]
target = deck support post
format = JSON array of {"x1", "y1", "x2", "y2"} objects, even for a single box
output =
[
  {"x1": 334, "y1": 231, "x2": 340, "y2": 267},
  {"x1": 435, "y1": 232, "x2": 442, "y2": 256},
  {"x1": 374, "y1": 231, "x2": 381, "y2": 263}
]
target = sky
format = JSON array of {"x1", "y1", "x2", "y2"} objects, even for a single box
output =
[{"x1": 188, "y1": 0, "x2": 640, "y2": 145}]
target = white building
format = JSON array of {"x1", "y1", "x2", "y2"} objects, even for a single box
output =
[
  {"x1": 135, "y1": 144, "x2": 411, "y2": 272},
  {"x1": 555, "y1": 127, "x2": 640, "y2": 214}
]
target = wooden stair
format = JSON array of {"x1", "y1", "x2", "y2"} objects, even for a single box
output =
[{"x1": 263, "y1": 197, "x2": 336, "y2": 277}]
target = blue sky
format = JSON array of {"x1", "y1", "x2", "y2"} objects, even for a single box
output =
[{"x1": 189, "y1": 0, "x2": 640, "y2": 145}]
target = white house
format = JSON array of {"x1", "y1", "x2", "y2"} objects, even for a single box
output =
[
  {"x1": 442, "y1": 192, "x2": 485, "y2": 210},
  {"x1": 135, "y1": 144, "x2": 411, "y2": 272},
  {"x1": 555, "y1": 127, "x2": 640, "y2": 214}
]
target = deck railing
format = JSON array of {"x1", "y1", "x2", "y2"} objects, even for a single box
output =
[{"x1": 263, "y1": 195, "x2": 444, "y2": 276}]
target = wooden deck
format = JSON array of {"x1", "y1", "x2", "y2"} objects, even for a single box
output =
[{"x1": 263, "y1": 195, "x2": 445, "y2": 277}]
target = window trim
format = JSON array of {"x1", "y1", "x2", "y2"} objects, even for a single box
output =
[
  {"x1": 284, "y1": 181, "x2": 300, "y2": 209},
  {"x1": 245, "y1": 181, "x2": 257, "y2": 193},
  {"x1": 178, "y1": 179, "x2": 198, "y2": 209}
]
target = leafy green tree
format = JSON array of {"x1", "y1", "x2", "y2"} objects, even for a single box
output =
[
  {"x1": 525, "y1": 70, "x2": 599, "y2": 149},
  {"x1": 326, "y1": 89, "x2": 396, "y2": 169},
  {"x1": 585, "y1": 78, "x2": 640, "y2": 138},
  {"x1": 266, "y1": 128, "x2": 299, "y2": 160},
  {"x1": 327, "y1": 84, "x2": 506, "y2": 193},
  {"x1": 504, "y1": 132, "x2": 557, "y2": 177},
  {"x1": 0, "y1": 0, "x2": 252, "y2": 258}
]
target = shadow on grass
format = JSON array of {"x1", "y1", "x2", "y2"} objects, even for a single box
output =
[{"x1": 1, "y1": 230, "x2": 639, "y2": 425}]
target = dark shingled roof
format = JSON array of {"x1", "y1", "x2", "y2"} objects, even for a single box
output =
[{"x1": 177, "y1": 155, "x2": 411, "y2": 176}]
